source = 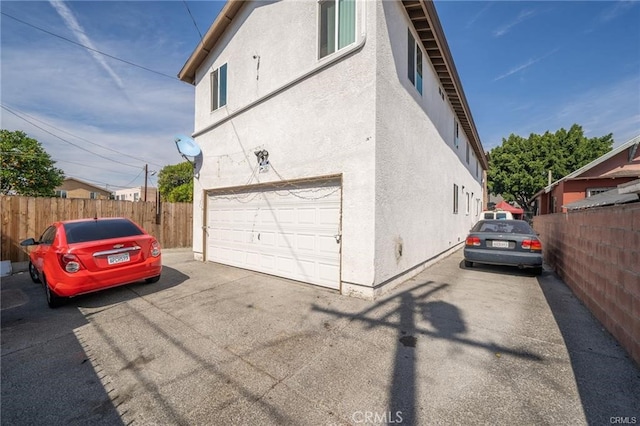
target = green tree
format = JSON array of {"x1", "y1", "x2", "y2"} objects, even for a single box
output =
[
  {"x1": 488, "y1": 124, "x2": 613, "y2": 207},
  {"x1": 158, "y1": 161, "x2": 194, "y2": 202},
  {"x1": 0, "y1": 129, "x2": 64, "y2": 196}
]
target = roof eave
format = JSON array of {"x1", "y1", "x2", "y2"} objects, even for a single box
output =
[
  {"x1": 403, "y1": 0, "x2": 488, "y2": 170},
  {"x1": 543, "y1": 134, "x2": 640, "y2": 191},
  {"x1": 177, "y1": 0, "x2": 490, "y2": 172},
  {"x1": 178, "y1": 0, "x2": 245, "y2": 85}
]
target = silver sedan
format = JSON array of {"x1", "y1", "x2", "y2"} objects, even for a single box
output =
[{"x1": 463, "y1": 219, "x2": 543, "y2": 275}]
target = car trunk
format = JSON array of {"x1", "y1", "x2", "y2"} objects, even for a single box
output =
[{"x1": 69, "y1": 236, "x2": 152, "y2": 272}]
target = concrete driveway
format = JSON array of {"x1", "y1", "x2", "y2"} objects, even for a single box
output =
[{"x1": 2, "y1": 248, "x2": 638, "y2": 425}]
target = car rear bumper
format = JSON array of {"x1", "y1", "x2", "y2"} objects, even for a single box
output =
[
  {"x1": 48, "y1": 257, "x2": 162, "y2": 297},
  {"x1": 463, "y1": 248, "x2": 542, "y2": 268}
]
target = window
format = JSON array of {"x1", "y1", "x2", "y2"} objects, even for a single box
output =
[
  {"x1": 453, "y1": 184, "x2": 459, "y2": 214},
  {"x1": 211, "y1": 63, "x2": 227, "y2": 111},
  {"x1": 466, "y1": 142, "x2": 470, "y2": 164},
  {"x1": 63, "y1": 218, "x2": 143, "y2": 244},
  {"x1": 55, "y1": 190, "x2": 67, "y2": 198},
  {"x1": 90, "y1": 192, "x2": 98, "y2": 200},
  {"x1": 454, "y1": 121, "x2": 459, "y2": 148},
  {"x1": 407, "y1": 29, "x2": 423, "y2": 95},
  {"x1": 39, "y1": 226, "x2": 57, "y2": 245},
  {"x1": 465, "y1": 192, "x2": 470, "y2": 215},
  {"x1": 319, "y1": 0, "x2": 356, "y2": 58},
  {"x1": 134, "y1": 192, "x2": 140, "y2": 202},
  {"x1": 587, "y1": 187, "x2": 614, "y2": 197},
  {"x1": 476, "y1": 159, "x2": 479, "y2": 177}
]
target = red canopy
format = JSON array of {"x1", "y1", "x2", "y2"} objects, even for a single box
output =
[{"x1": 495, "y1": 201, "x2": 524, "y2": 214}]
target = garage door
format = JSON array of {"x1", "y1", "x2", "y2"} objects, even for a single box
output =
[{"x1": 205, "y1": 181, "x2": 341, "y2": 289}]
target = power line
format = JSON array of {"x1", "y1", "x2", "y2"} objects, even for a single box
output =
[
  {"x1": 182, "y1": 1, "x2": 204, "y2": 43},
  {"x1": 121, "y1": 167, "x2": 146, "y2": 188},
  {"x1": 2, "y1": 104, "x2": 142, "y2": 169},
  {"x1": 0, "y1": 11, "x2": 179, "y2": 82},
  {"x1": 53, "y1": 159, "x2": 144, "y2": 175},
  {"x1": 67, "y1": 174, "x2": 142, "y2": 190},
  {"x1": 2, "y1": 103, "x2": 164, "y2": 168},
  {"x1": 0, "y1": 151, "x2": 142, "y2": 178}
]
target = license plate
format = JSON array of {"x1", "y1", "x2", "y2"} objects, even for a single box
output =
[
  {"x1": 492, "y1": 240, "x2": 510, "y2": 248},
  {"x1": 108, "y1": 252, "x2": 130, "y2": 265}
]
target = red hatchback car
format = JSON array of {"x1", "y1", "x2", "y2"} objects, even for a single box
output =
[{"x1": 21, "y1": 217, "x2": 162, "y2": 308}]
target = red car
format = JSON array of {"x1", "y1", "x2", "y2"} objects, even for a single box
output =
[{"x1": 21, "y1": 217, "x2": 162, "y2": 308}]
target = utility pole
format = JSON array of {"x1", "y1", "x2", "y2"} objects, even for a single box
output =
[{"x1": 144, "y1": 164, "x2": 148, "y2": 202}]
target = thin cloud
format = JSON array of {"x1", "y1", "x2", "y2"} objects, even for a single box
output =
[
  {"x1": 493, "y1": 48, "x2": 560, "y2": 81},
  {"x1": 517, "y1": 75, "x2": 640, "y2": 147},
  {"x1": 600, "y1": 0, "x2": 637, "y2": 22},
  {"x1": 466, "y1": 2, "x2": 493, "y2": 29},
  {"x1": 48, "y1": 0, "x2": 125, "y2": 91},
  {"x1": 493, "y1": 9, "x2": 536, "y2": 37},
  {"x1": 494, "y1": 58, "x2": 538, "y2": 81}
]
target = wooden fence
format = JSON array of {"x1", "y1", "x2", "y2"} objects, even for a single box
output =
[{"x1": 0, "y1": 196, "x2": 193, "y2": 262}]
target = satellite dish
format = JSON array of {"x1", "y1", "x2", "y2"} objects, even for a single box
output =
[{"x1": 174, "y1": 135, "x2": 202, "y2": 157}]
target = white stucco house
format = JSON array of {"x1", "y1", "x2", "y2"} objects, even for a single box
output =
[
  {"x1": 178, "y1": 0, "x2": 488, "y2": 298},
  {"x1": 114, "y1": 186, "x2": 158, "y2": 202}
]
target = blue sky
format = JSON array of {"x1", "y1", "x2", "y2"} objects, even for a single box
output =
[{"x1": 1, "y1": 1, "x2": 638, "y2": 191}]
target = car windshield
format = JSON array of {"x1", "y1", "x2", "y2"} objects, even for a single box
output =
[
  {"x1": 472, "y1": 220, "x2": 533, "y2": 234},
  {"x1": 63, "y1": 219, "x2": 143, "y2": 244}
]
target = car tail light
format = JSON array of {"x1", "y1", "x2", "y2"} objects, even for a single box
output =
[
  {"x1": 150, "y1": 240, "x2": 161, "y2": 257},
  {"x1": 466, "y1": 236, "x2": 481, "y2": 246},
  {"x1": 58, "y1": 253, "x2": 83, "y2": 273},
  {"x1": 522, "y1": 239, "x2": 542, "y2": 251}
]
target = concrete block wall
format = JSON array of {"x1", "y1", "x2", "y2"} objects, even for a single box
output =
[{"x1": 533, "y1": 203, "x2": 640, "y2": 366}]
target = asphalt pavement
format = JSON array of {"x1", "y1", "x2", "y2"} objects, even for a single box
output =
[{"x1": 2, "y1": 248, "x2": 638, "y2": 425}]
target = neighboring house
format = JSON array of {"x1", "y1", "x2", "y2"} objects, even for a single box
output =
[
  {"x1": 114, "y1": 186, "x2": 158, "y2": 202},
  {"x1": 563, "y1": 179, "x2": 640, "y2": 211},
  {"x1": 55, "y1": 177, "x2": 112, "y2": 200},
  {"x1": 178, "y1": 0, "x2": 488, "y2": 298},
  {"x1": 531, "y1": 135, "x2": 640, "y2": 215}
]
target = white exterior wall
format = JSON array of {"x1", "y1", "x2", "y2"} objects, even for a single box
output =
[
  {"x1": 114, "y1": 186, "x2": 157, "y2": 202},
  {"x1": 370, "y1": 1, "x2": 483, "y2": 290},
  {"x1": 189, "y1": 0, "x2": 486, "y2": 297},
  {"x1": 190, "y1": 0, "x2": 378, "y2": 288}
]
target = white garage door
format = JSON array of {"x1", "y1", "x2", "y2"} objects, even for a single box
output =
[{"x1": 206, "y1": 181, "x2": 341, "y2": 289}]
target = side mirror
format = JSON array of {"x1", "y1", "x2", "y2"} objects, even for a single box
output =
[{"x1": 20, "y1": 238, "x2": 38, "y2": 246}]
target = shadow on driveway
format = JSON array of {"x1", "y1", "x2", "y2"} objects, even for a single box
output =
[
  {"x1": 0, "y1": 265, "x2": 188, "y2": 425},
  {"x1": 537, "y1": 271, "x2": 640, "y2": 425},
  {"x1": 313, "y1": 279, "x2": 543, "y2": 424}
]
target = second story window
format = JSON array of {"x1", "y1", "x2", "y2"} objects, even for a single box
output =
[
  {"x1": 466, "y1": 142, "x2": 470, "y2": 164},
  {"x1": 211, "y1": 63, "x2": 227, "y2": 111},
  {"x1": 453, "y1": 184, "x2": 459, "y2": 214},
  {"x1": 407, "y1": 29, "x2": 423, "y2": 95},
  {"x1": 319, "y1": 0, "x2": 356, "y2": 58},
  {"x1": 454, "y1": 121, "x2": 459, "y2": 148}
]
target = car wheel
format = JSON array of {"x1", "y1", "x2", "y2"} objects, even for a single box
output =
[
  {"x1": 28, "y1": 261, "x2": 41, "y2": 283},
  {"x1": 464, "y1": 260, "x2": 473, "y2": 268},
  {"x1": 145, "y1": 275, "x2": 161, "y2": 284},
  {"x1": 42, "y1": 275, "x2": 65, "y2": 309}
]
